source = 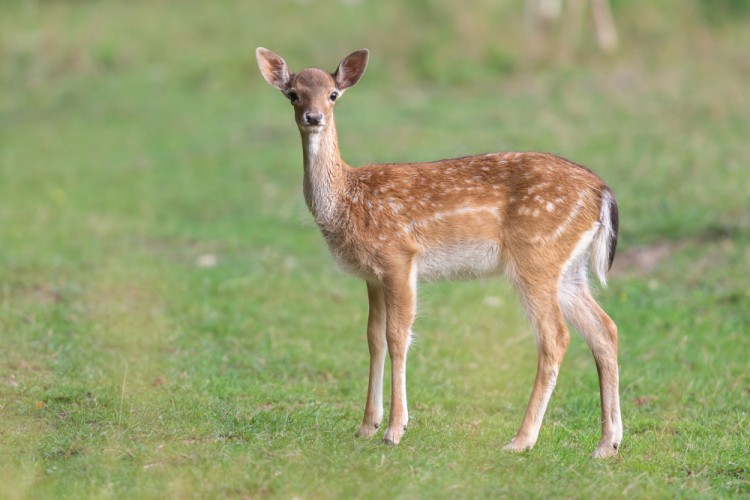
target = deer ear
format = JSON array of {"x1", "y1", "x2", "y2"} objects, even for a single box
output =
[
  {"x1": 256, "y1": 47, "x2": 292, "y2": 91},
  {"x1": 333, "y1": 49, "x2": 369, "y2": 90}
]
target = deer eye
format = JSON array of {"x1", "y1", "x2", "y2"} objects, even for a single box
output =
[
  {"x1": 329, "y1": 91, "x2": 339, "y2": 102},
  {"x1": 287, "y1": 91, "x2": 299, "y2": 103}
]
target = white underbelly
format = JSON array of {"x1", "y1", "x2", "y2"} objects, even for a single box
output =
[{"x1": 417, "y1": 239, "x2": 501, "y2": 281}]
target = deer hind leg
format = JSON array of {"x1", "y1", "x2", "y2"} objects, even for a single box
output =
[
  {"x1": 559, "y1": 262, "x2": 622, "y2": 457},
  {"x1": 356, "y1": 281, "x2": 387, "y2": 439},
  {"x1": 505, "y1": 280, "x2": 570, "y2": 452},
  {"x1": 381, "y1": 261, "x2": 417, "y2": 445}
]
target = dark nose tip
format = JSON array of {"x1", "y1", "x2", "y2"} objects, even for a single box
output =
[{"x1": 304, "y1": 111, "x2": 323, "y2": 126}]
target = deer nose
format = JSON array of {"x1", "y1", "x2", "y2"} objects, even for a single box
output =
[{"x1": 304, "y1": 110, "x2": 324, "y2": 126}]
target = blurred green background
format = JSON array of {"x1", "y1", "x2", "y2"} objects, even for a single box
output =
[{"x1": 1, "y1": 0, "x2": 749, "y2": 498}]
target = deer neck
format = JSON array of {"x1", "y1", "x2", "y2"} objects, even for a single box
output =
[{"x1": 300, "y1": 118, "x2": 348, "y2": 227}]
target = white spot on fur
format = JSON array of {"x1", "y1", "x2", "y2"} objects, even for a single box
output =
[
  {"x1": 551, "y1": 191, "x2": 586, "y2": 239},
  {"x1": 407, "y1": 206, "x2": 502, "y2": 233},
  {"x1": 529, "y1": 192, "x2": 586, "y2": 245}
]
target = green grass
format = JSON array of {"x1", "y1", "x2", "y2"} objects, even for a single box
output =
[{"x1": 1, "y1": 0, "x2": 749, "y2": 497}]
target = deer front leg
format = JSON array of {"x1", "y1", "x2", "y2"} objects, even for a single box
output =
[
  {"x1": 381, "y1": 263, "x2": 417, "y2": 445},
  {"x1": 356, "y1": 281, "x2": 387, "y2": 439}
]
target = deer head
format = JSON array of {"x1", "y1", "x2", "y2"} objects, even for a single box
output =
[{"x1": 256, "y1": 48, "x2": 369, "y2": 134}]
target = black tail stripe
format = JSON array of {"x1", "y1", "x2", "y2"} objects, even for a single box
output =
[{"x1": 606, "y1": 188, "x2": 619, "y2": 270}]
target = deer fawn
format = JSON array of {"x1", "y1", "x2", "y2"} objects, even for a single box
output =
[{"x1": 256, "y1": 48, "x2": 622, "y2": 457}]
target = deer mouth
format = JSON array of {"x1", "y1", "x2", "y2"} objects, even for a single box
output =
[{"x1": 298, "y1": 122, "x2": 325, "y2": 133}]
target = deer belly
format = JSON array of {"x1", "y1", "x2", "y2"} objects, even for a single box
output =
[{"x1": 416, "y1": 239, "x2": 501, "y2": 281}]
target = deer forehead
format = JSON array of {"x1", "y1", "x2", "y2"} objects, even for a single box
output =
[{"x1": 292, "y1": 69, "x2": 337, "y2": 96}]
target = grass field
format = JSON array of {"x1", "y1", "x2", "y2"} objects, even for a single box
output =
[{"x1": 1, "y1": 0, "x2": 749, "y2": 497}]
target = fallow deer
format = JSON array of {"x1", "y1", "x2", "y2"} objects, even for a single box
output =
[
  {"x1": 256, "y1": 48, "x2": 622, "y2": 457},
  {"x1": 525, "y1": 0, "x2": 619, "y2": 59}
]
